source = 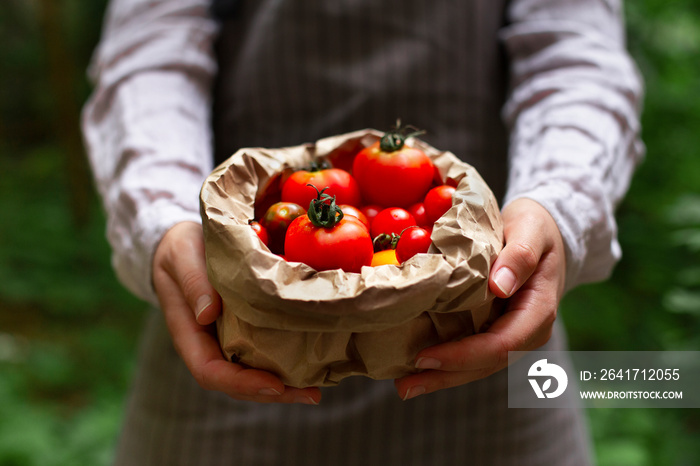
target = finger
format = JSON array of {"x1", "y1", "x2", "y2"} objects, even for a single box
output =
[
  {"x1": 489, "y1": 225, "x2": 544, "y2": 298},
  {"x1": 489, "y1": 198, "x2": 564, "y2": 299},
  {"x1": 397, "y1": 263, "x2": 559, "y2": 398},
  {"x1": 396, "y1": 313, "x2": 552, "y2": 400},
  {"x1": 159, "y1": 222, "x2": 222, "y2": 325},
  {"x1": 395, "y1": 369, "x2": 488, "y2": 401},
  {"x1": 415, "y1": 289, "x2": 554, "y2": 373},
  {"x1": 156, "y1": 269, "x2": 321, "y2": 404}
]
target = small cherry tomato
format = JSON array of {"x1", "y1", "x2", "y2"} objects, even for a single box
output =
[
  {"x1": 371, "y1": 249, "x2": 400, "y2": 267},
  {"x1": 249, "y1": 220, "x2": 269, "y2": 246},
  {"x1": 370, "y1": 207, "x2": 417, "y2": 239},
  {"x1": 260, "y1": 202, "x2": 306, "y2": 254},
  {"x1": 424, "y1": 185, "x2": 456, "y2": 224},
  {"x1": 254, "y1": 173, "x2": 284, "y2": 220},
  {"x1": 407, "y1": 202, "x2": 430, "y2": 228},
  {"x1": 281, "y1": 166, "x2": 361, "y2": 210},
  {"x1": 395, "y1": 226, "x2": 432, "y2": 263},
  {"x1": 338, "y1": 204, "x2": 370, "y2": 231},
  {"x1": 359, "y1": 204, "x2": 383, "y2": 229}
]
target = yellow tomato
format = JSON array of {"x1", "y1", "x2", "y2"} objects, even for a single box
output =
[{"x1": 371, "y1": 249, "x2": 400, "y2": 267}]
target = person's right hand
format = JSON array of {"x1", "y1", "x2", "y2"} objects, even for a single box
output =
[{"x1": 152, "y1": 221, "x2": 321, "y2": 404}]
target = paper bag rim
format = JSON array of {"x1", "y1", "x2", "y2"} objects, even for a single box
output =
[{"x1": 200, "y1": 129, "x2": 504, "y2": 333}]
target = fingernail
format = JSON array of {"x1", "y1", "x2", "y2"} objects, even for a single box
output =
[
  {"x1": 195, "y1": 294, "x2": 212, "y2": 320},
  {"x1": 295, "y1": 396, "x2": 318, "y2": 405},
  {"x1": 415, "y1": 357, "x2": 441, "y2": 369},
  {"x1": 258, "y1": 388, "x2": 282, "y2": 396},
  {"x1": 403, "y1": 386, "x2": 426, "y2": 401},
  {"x1": 493, "y1": 267, "x2": 517, "y2": 297}
]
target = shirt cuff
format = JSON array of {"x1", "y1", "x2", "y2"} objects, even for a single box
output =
[
  {"x1": 502, "y1": 181, "x2": 620, "y2": 292},
  {"x1": 110, "y1": 200, "x2": 203, "y2": 307}
]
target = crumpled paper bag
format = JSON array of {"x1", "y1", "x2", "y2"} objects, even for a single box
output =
[{"x1": 200, "y1": 129, "x2": 504, "y2": 388}]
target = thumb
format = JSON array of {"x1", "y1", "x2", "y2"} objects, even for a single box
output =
[
  {"x1": 155, "y1": 222, "x2": 222, "y2": 325},
  {"x1": 489, "y1": 200, "x2": 551, "y2": 298}
]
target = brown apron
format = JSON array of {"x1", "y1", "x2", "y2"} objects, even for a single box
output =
[
  {"x1": 113, "y1": 2, "x2": 593, "y2": 464},
  {"x1": 211, "y1": 0, "x2": 509, "y2": 202}
]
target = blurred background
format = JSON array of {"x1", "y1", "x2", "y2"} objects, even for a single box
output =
[{"x1": 0, "y1": 0, "x2": 698, "y2": 465}]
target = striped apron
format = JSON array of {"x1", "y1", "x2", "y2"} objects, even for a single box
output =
[{"x1": 114, "y1": 1, "x2": 594, "y2": 464}]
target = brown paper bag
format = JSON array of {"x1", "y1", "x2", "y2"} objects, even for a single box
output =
[{"x1": 200, "y1": 129, "x2": 504, "y2": 388}]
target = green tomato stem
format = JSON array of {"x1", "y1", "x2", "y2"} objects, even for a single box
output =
[
  {"x1": 378, "y1": 120, "x2": 426, "y2": 153},
  {"x1": 306, "y1": 184, "x2": 344, "y2": 228}
]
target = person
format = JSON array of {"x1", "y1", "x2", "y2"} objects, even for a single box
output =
[{"x1": 82, "y1": 0, "x2": 643, "y2": 464}]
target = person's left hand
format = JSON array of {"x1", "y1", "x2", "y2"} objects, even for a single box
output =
[
  {"x1": 153, "y1": 221, "x2": 322, "y2": 404},
  {"x1": 394, "y1": 198, "x2": 567, "y2": 400}
]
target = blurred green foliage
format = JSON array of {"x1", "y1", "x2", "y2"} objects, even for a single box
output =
[
  {"x1": 1, "y1": 2, "x2": 143, "y2": 465},
  {"x1": 560, "y1": 1, "x2": 700, "y2": 464},
  {"x1": 0, "y1": 0, "x2": 699, "y2": 465}
]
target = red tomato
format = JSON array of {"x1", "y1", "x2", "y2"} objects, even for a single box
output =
[
  {"x1": 285, "y1": 207, "x2": 373, "y2": 273},
  {"x1": 249, "y1": 220, "x2": 269, "y2": 246},
  {"x1": 281, "y1": 167, "x2": 361, "y2": 210},
  {"x1": 407, "y1": 202, "x2": 430, "y2": 228},
  {"x1": 359, "y1": 204, "x2": 383, "y2": 229},
  {"x1": 339, "y1": 205, "x2": 370, "y2": 231},
  {"x1": 352, "y1": 126, "x2": 434, "y2": 208},
  {"x1": 424, "y1": 185, "x2": 456, "y2": 224},
  {"x1": 370, "y1": 207, "x2": 417, "y2": 238},
  {"x1": 259, "y1": 202, "x2": 306, "y2": 254},
  {"x1": 395, "y1": 226, "x2": 432, "y2": 263},
  {"x1": 253, "y1": 173, "x2": 284, "y2": 220},
  {"x1": 371, "y1": 249, "x2": 400, "y2": 267}
]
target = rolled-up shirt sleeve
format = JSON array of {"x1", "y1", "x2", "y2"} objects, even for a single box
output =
[
  {"x1": 82, "y1": 0, "x2": 219, "y2": 305},
  {"x1": 501, "y1": 0, "x2": 644, "y2": 290}
]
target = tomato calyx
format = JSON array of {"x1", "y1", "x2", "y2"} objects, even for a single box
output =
[
  {"x1": 378, "y1": 120, "x2": 426, "y2": 153},
  {"x1": 303, "y1": 158, "x2": 332, "y2": 173},
  {"x1": 372, "y1": 232, "x2": 399, "y2": 252},
  {"x1": 306, "y1": 184, "x2": 344, "y2": 228}
]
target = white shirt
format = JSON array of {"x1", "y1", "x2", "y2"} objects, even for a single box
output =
[{"x1": 82, "y1": 0, "x2": 644, "y2": 306}]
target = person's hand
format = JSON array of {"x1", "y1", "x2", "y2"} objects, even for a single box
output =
[
  {"x1": 394, "y1": 198, "x2": 566, "y2": 400},
  {"x1": 152, "y1": 221, "x2": 321, "y2": 404}
]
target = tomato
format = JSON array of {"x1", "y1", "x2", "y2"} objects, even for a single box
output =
[
  {"x1": 281, "y1": 166, "x2": 361, "y2": 210},
  {"x1": 370, "y1": 207, "x2": 416, "y2": 239},
  {"x1": 352, "y1": 124, "x2": 434, "y2": 208},
  {"x1": 424, "y1": 185, "x2": 456, "y2": 224},
  {"x1": 249, "y1": 220, "x2": 269, "y2": 246},
  {"x1": 359, "y1": 204, "x2": 382, "y2": 229},
  {"x1": 339, "y1": 204, "x2": 370, "y2": 231},
  {"x1": 371, "y1": 249, "x2": 400, "y2": 267},
  {"x1": 260, "y1": 202, "x2": 306, "y2": 254},
  {"x1": 284, "y1": 188, "x2": 373, "y2": 273},
  {"x1": 395, "y1": 226, "x2": 432, "y2": 263},
  {"x1": 407, "y1": 202, "x2": 430, "y2": 228},
  {"x1": 254, "y1": 172, "x2": 284, "y2": 220}
]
